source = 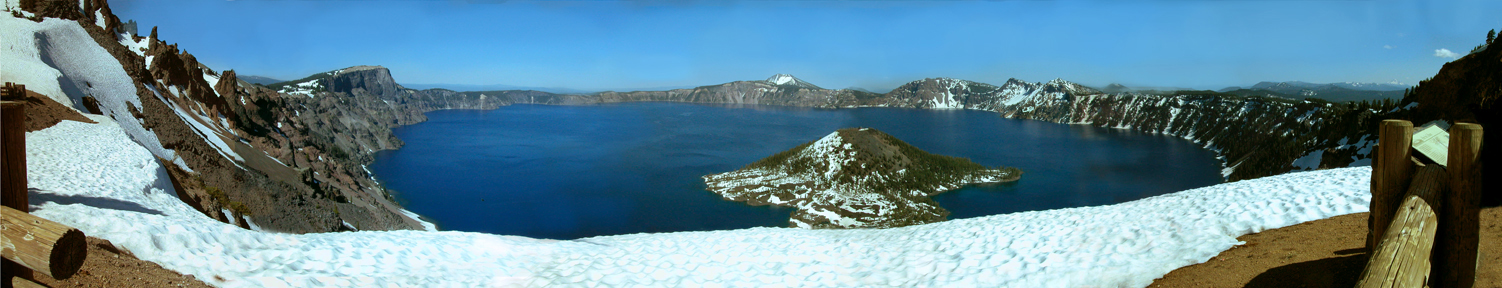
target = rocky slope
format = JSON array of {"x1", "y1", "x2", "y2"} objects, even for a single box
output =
[
  {"x1": 703, "y1": 128, "x2": 1020, "y2": 229},
  {"x1": 7, "y1": 0, "x2": 438, "y2": 233}
]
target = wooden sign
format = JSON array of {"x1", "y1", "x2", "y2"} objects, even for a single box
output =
[{"x1": 1411, "y1": 121, "x2": 1449, "y2": 167}]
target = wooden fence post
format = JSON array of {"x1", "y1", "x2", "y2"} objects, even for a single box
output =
[
  {"x1": 1370, "y1": 119, "x2": 1415, "y2": 251},
  {"x1": 2, "y1": 84, "x2": 31, "y2": 288},
  {"x1": 1357, "y1": 165, "x2": 1447, "y2": 288},
  {"x1": 1435, "y1": 123, "x2": 1482, "y2": 288},
  {"x1": 1, "y1": 84, "x2": 25, "y2": 209}
]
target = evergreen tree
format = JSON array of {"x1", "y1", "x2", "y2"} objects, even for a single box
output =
[{"x1": 1489, "y1": 29, "x2": 1496, "y2": 44}]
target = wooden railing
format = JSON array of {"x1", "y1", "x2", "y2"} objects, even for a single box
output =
[
  {"x1": 2, "y1": 83, "x2": 89, "y2": 288},
  {"x1": 1, "y1": 207, "x2": 86, "y2": 282},
  {"x1": 1358, "y1": 119, "x2": 1483, "y2": 288}
]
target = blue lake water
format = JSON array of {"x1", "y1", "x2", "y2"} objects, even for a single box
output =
[{"x1": 369, "y1": 102, "x2": 1223, "y2": 239}]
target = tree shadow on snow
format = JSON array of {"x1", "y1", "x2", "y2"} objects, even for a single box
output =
[
  {"x1": 28, "y1": 188, "x2": 164, "y2": 216},
  {"x1": 1244, "y1": 253, "x2": 1369, "y2": 288}
]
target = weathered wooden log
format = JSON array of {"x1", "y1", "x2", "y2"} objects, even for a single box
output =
[
  {"x1": 1370, "y1": 119, "x2": 1415, "y2": 250},
  {"x1": 1435, "y1": 123, "x2": 1482, "y2": 288},
  {"x1": 8, "y1": 277, "x2": 44, "y2": 288},
  {"x1": 0, "y1": 206, "x2": 87, "y2": 280},
  {"x1": 1357, "y1": 165, "x2": 1447, "y2": 288}
]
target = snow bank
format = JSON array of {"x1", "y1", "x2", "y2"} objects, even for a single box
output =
[
  {"x1": 2, "y1": 16, "x2": 191, "y2": 171},
  {"x1": 1, "y1": 16, "x2": 69, "y2": 104},
  {"x1": 29, "y1": 114, "x2": 1371, "y2": 287}
]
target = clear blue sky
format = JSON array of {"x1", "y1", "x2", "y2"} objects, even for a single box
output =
[{"x1": 113, "y1": 0, "x2": 1499, "y2": 91}]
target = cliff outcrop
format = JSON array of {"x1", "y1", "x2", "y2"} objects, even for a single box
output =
[{"x1": 17, "y1": 0, "x2": 428, "y2": 232}]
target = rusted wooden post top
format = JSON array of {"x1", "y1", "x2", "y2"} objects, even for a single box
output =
[{"x1": 1, "y1": 83, "x2": 24, "y2": 100}]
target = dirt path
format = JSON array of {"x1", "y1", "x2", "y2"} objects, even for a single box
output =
[{"x1": 1150, "y1": 206, "x2": 1502, "y2": 288}]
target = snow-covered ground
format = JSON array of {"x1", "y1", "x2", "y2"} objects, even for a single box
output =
[
  {"x1": 1, "y1": 15, "x2": 193, "y2": 171},
  {"x1": 28, "y1": 111, "x2": 1371, "y2": 287},
  {"x1": 279, "y1": 78, "x2": 323, "y2": 98}
]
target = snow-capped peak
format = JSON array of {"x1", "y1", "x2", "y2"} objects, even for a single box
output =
[
  {"x1": 764, "y1": 74, "x2": 823, "y2": 89},
  {"x1": 1040, "y1": 78, "x2": 1100, "y2": 95},
  {"x1": 768, "y1": 74, "x2": 798, "y2": 85}
]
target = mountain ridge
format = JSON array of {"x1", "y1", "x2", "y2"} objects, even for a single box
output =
[
  {"x1": 272, "y1": 64, "x2": 1387, "y2": 182},
  {"x1": 1211, "y1": 81, "x2": 1409, "y2": 103},
  {"x1": 238, "y1": 75, "x2": 284, "y2": 85}
]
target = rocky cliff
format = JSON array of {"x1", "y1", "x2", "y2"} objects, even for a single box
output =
[{"x1": 9, "y1": 0, "x2": 443, "y2": 233}]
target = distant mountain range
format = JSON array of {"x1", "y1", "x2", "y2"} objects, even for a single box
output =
[
  {"x1": 1095, "y1": 83, "x2": 1196, "y2": 94},
  {"x1": 399, "y1": 83, "x2": 600, "y2": 94},
  {"x1": 1216, "y1": 81, "x2": 1408, "y2": 103},
  {"x1": 239, "y1": 75, "x2": 285, "y2": 85},
  {"x1": 1243, "y1": 81, "x2": 1408, "y2": 92},
  {"x1": 1093, "y1": 81, "x2": 1409, "y2": 103},
  {"x1": 400, "y1": 83, "x2": 705, "y2": 94}
]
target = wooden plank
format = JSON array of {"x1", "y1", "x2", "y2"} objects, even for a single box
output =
[
  {"x1": 1, "y1": 88, "x2": 31, "y2": 288},
  {"x1": 0, "y1": 206, "x2": 87, "y2": 280},
  {"x1": 1, "y1": 100, "x2": 23, "y2": 210},
  {"x1": 1370, "y1": 119, "x2": 1415, "y2": 251},
  {"x1": 1435, "y1": 123, "x2": 1482, "y2": 288},
  {"x1": 1357, "y1": 165, "x2": 1447, "y2": 288}
]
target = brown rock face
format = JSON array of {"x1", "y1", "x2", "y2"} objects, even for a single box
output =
[
  {"x1": 215, "y1": 70, "x2": 239, "y2": 101},
  {"x1": 145, "y1": 39, "x2": 240, "y2": 124},
  {"x1": 15, "y1": 87, "x2": 97, "y2": 132},
  {"x1": 66, "y1": 2, "x2": 352, "y2": 233},
  {"x1": 324, "y1": 66, "x2": 403, "y2": 98},
  {"x1": 20, "y1": 0, "x2": 84, "y2": 20},
  {"x1": 84, "y1": 0, "x2": 124, "y2": 35}
]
